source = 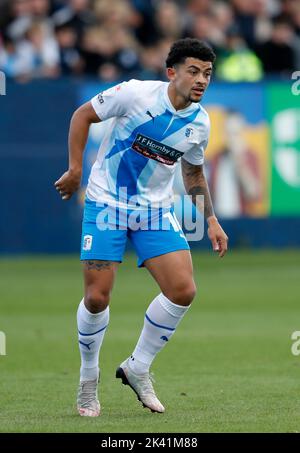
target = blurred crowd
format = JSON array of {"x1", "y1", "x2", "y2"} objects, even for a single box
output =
[{"x1": 0, "y1": 0, "x2": 299, "y2": 83}]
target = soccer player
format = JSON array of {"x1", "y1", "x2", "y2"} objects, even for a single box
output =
[{"x1": 55, "y1": 38, "x2": 228, "y2": 417}]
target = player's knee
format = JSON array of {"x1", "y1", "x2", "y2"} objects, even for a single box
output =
[
  {"x1": 85, "y1": 288, "x2": 110, "y2": 313},
  {"x1": 167, "y1": 280, "x2": 197, "y2": 306}
]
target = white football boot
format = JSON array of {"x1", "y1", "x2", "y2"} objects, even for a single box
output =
[
  {"x1": 77, "y1": 377, "x2": 100, "y2": 417},
  {"x1": 116, "y1": 358, "x2": 165, "y2": 413}
]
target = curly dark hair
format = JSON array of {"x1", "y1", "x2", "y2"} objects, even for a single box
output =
[{"x1": 166, "y1": 38, "x2": 216, "y2": 68}]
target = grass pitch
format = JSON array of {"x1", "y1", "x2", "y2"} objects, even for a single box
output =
[{"x1": 0, "y1": 250, "x2": 299, "y2": 433}]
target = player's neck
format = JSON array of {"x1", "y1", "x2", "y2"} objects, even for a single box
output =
[{"x1": 167, "y1": 84, "x2": 191, "y2": 111}]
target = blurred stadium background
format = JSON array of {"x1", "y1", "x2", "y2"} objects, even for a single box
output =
[{"x1": 0, "y1": 0, "x2": 300, "y2": 433}]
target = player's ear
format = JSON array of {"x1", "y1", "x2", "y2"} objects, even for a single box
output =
[{"x1": 166, "y1": 67, "x2": 176, "y2": 81}]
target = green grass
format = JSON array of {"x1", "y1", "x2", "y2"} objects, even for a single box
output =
[{"x1": 0, "y1": 250, "x2": 299, "y2": 433}]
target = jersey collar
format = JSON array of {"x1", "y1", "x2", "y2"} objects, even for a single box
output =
[{"x1": 163, "y1": 83, "x2": 199, "y2": 116}]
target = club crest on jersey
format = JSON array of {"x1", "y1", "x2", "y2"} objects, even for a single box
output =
[
  {"x1": 83, "y1": 235, "x2": 93, "y2": 251},
  {"x1": 185, "y1": 127, "x2": 201, "y2": 144},
  {"x1": 185, "y1": 127, "x2": 193, "y2": 138}
]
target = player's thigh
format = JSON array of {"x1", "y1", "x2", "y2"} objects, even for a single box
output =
[
  {"x1": 80, "y1": 198, "x2": 128, "y2": 306},
  {"x1": 144, "y1": 250, "x2": 196, "y2": 305},
  {"x1": 129, "y1": 207, "x2": 190, "y2": 269},
  {"x1": 82, "y1": 259, "x2": 119, "y2": 297}
]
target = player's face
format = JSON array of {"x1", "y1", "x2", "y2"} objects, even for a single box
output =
[{"x1": 168, "y1": 57, "x2": 213, "y2": 104}]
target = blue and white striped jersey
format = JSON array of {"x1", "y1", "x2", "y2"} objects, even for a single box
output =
[{"x1": 87, "y1": 79, "x2": 210, "y2": 209}]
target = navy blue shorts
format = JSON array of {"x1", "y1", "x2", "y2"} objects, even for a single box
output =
[{"x1": 80, "y1": 198, "x2": 190, "y2": 267}]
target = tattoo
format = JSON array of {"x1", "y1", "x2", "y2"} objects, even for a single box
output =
[
  {"x1": 84, "y1": 260, "x2": 113, "y2": 271},
  {"x1": 181, "y1": 158, "x2": 214, "y2": 219}
]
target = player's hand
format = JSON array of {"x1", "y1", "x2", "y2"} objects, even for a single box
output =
[
  {"x1": 54, "y1": 169, "x2": 81, "y2": 201},
  {"x1": 207, "y1": 216, "x2": 228, "y2": 258}
]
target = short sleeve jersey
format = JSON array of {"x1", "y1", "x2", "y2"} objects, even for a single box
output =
[{"x1": 87, "y1": 79, "x2": 210, "y2": 208}]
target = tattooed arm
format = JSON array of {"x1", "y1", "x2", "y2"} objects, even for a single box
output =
[{"x1": 181, "y1": 157, "x2": 228, "y2": 257}]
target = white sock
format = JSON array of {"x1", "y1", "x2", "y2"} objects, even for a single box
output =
[
  {"x1": 129, "y1": 293, "x2": 190, "y2": 374},
  {"x1": 77, "y1": 299, "x2": 109, "y2": 382}
]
